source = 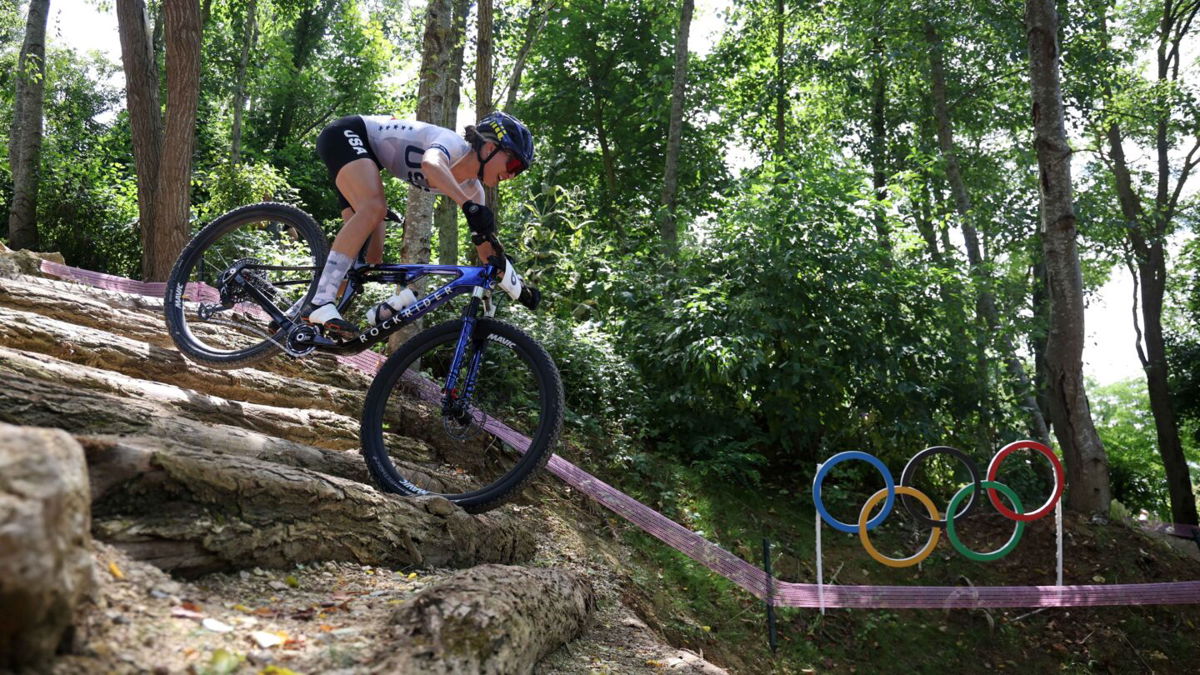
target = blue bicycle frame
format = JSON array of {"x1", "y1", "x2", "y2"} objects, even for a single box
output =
[
  {"x1": 226, "y1": 257, "x2": 501, "y2": 405},
  {"x1": 314, "y1": 261, "x2": 499, "y2": 355}
]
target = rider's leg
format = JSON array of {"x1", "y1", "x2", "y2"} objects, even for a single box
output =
[
  {"x1": 364, "y1": 215, "x2": 386, "y2": 265},
  {"x1": 306, "y1": 158, "x2": 387, "y2": 338},
  {"x1": 332, "y1": 208, "x2": 384, "y2": 298},
  {"x1": 324, "y1": 157, "x2": 386, "y2": 271}
]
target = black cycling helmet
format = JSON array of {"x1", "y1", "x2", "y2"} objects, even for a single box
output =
[{"x1": 474, "y1": 111, "x2": 535, "y2": 173}]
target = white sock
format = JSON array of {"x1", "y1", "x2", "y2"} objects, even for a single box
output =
[{"x1": 310, "y1": 251, "x2": 354, "y2": 307}]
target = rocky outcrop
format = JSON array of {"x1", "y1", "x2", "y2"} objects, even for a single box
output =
[
  {"x1": 0, "y1": 424, "x2": 96, "y2": 669},
  {"x1": 378, "y1": 564, "x2": 596, "y2": 674}
]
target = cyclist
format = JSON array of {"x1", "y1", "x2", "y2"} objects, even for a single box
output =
[{"x1": 303, "y1": 111, "x2": 536, "y2": 340}]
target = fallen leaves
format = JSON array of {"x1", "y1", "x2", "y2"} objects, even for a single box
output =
[
  {"x1": 249, "y1": 631, "x2": 285, "y2": 649},
  {"x1": 201, "y1": 618, "x2": 235, "y2": 634},
  {"x1": 171, "y1": 606, "x2": 205, "y2": 621}
]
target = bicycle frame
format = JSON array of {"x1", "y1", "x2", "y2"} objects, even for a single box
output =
[{"x1": 232, "y1": 260, "x2": 498, "y2": 357}]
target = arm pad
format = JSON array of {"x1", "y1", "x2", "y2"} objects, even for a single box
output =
[{"x1": 462, "y1": 201, "x2": 495, "y2": 243}]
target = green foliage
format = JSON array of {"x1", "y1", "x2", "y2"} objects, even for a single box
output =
[
  {"x1": 517, "y1": 0, "x2": 730, "y2": 241},
  {"x1": 193, "y1": 162, "x2": 300, "y2": 225},
  {"x1": 510, "y1": 311, "x2": 649, "y2": 445},
  {"x1": 1090, "y1": 377, "x2": 1175, "y2": 519},
  {"x1": 605, "y1": 160, "x2": 996, "y2": 482},
  {"x1": 29, "y1": 47, "x2": 141, "y2": 276}
]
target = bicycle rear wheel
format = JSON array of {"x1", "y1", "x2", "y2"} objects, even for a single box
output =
[
  {"x1": 360, "y1": 318, "x2": 564, "y2": 513},
  {"x1": 164, "y1": 202, "x2": 328, "y2": 369}
]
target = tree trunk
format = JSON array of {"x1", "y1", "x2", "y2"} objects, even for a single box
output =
[
  {"x1": 402, "y1": 0, "x2": 454, "y2": 269},
  {"x1": 0, "y1": 272, "x2": 372, "y2": 391},
  {"x1": 773, "y1": 0, "x2": 786, "y2": 159},
  {"x1": 658, "y1": 0, "x2": 693, "y2": 255},
  {"x1": 476, "y1": 0, "x2": 498, "y2": 214},
  {"x1": 585, "y1": 69, "x2": 618, "y2": 205},
  {"x1": 0, "y1": 303, "x2": 367, "y2": 421},
  {"x1": 229, "y1": 0, "x2": 258, "y2": 166},
  {"x1": 914, "y1": 172, "x2": 941, "y2": 260},
  {"x1": 1025, "y1": 0, "x2": 1111, "y2": 517},
  {"x1": 379, "y1": 565, "x2": 595, "y2": 674},
  {"x1": 6, "y1": 0, "x2": 50, "y2": 252},
  {"x1": 868, "y1": 33, "x2": 890, "y2": 249},
  {"x1": 1109, "y1": 136, "x2": 1198, "y2": 524},
  {"x1": 150, "y1": 0, "x2": 202, "y2": 282},
  {"x1": 88, "y1": 442, "x2": 535, "y2": 576},
  {"x1": 117, "y1": 0, "x2": 163, "y2": 277},
  {"x1": 927, "y1": 19, "x2": 1051, "y2": 448},
  {"x1": 437, "y1": 0, "x2": 471, "y2": 265},
  {"x1": 393, "y1": 0, "x2": 455, "y2": 352}
]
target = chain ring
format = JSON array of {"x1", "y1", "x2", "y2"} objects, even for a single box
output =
[{"x1": 284, "y1": 324, "x2": 320, "y2": 356}]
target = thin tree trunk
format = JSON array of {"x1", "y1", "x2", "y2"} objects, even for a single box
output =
[
  {"x1": 868, "y1": 33, "x2": 890, "y2": 250},
  {"x1": 7, "y1": 0, "x2": 50, "y2": 252},
  {"x1": 773, "y1": 0, "x2": 785, "y2": 159},
  {"x1": 1097, "y1": 7, "x2": 1198, "y2": 526},
  {"x1": 927, "y1": 19, "x2": 1050, "y2": 448},
  {"x1": 658, "y1": 0, "x2": 693, "y2": 255},
  {"x1": 117, "y1": 0, "x2": 164, "y2": 279},
  {"x1": 476, "y1": 0, "x2": 498, "y2": 214},
  {"x1": 403, "y1": 0, "x2": 454, "y2": 269},
  {"x1": 501, "y1": 0, "x2": 552, "y2": 112},
  {"x1": 437, "y1": 0, "x2": 470, "y2": 265},
  {"x1": 914, "y1": 173, "x2": 940, "y2": 260},
  {"x1": 1026, "y1": 0, "x2": 1111, "y2": 517},
  {"x1": 230, "y1": 0, "x2": 258, "y2": 166},
  {"x1": 585, "y1": 70, "x2": 618, "y2": 203},
  {"x1": 393, "y1": 0, "x2": 454, "y2": 352}
]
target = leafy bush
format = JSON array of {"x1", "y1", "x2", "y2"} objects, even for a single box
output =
[
  {"x1": 605, "y1": 163, "x2": 994, "y2": 483},
  {"x1": 1090, "y1": 378, "x2": 1174, "y2": 519},
  {"x1": 193, "y1": 162, "x2": 301, "y2": 227},
  {"x1": 509, "y1": 311, "x2": 649, "y2": 447}
]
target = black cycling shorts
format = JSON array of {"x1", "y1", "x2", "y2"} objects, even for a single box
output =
[{"x1": 316, "y1": 115, "x2": 382, "y2": 210}]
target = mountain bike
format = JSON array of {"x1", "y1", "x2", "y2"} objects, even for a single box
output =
[{"x1": 163, "y1": 202, "x2": 563, "y2": 513}]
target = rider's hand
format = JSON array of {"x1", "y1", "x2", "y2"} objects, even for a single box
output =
[
  {"x1": 462, "y1": 201, "x2": 495, "y2": 236},
  {"x1": 519, "y1": 284, "x2": 541, "y2": 311},
  {"x1": 487, "y1": 254, "x2": 518, "y2": 272}
]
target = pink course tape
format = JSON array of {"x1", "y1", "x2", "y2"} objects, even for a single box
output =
[{"x1": 37, "y1": 260, "x2": 1200, "y2": 609}]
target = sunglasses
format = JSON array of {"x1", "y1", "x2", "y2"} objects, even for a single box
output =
[{"x1": 502, "y1": 151, "x2": 527, "y2": 176}]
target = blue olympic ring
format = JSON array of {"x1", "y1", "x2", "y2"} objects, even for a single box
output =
[{"x1": 812, "y1": 451, "x2": 896, "y2": 534}]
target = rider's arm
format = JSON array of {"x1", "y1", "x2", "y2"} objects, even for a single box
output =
[
  {"x1": 421, "y1": 148, "x2": 475, "y2": 207},
  {"x1": 422, "y1": 148, "x2": 501, "y2": 263}
]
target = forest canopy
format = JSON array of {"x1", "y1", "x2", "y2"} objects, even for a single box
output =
[{"x1": 1, "y1": 0, "x2": 1197, "y2": 524}]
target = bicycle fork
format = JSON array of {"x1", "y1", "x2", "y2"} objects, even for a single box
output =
[{"x1": 441, "y1": 288, "x2": 490, "y2": 423}]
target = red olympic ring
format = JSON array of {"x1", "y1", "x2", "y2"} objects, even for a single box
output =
[{"x1": 985, "y1": 440, "x2": 1065, "y2": 522}]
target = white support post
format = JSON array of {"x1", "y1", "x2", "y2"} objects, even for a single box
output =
[
  {"x1": 1055, "y1": 498, "x2": 1063, "y2": 587},
  {"x1": 815, "y1": 463, "x2": 825, "y2": 615}
]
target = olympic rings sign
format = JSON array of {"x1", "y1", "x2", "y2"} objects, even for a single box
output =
[{"x1": 812, "y1": 441, "x2": 1065, "y2": 568}]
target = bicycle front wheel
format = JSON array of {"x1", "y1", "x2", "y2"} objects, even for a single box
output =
[
  {"x1": 360, "y1": 318, "x2": 564, "y2": 513},
  {"x1": 164, "y1": 202, "x2": 328, "y2": 369}
]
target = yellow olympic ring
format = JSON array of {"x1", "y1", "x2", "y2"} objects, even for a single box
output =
[{"x1": 858, "y1": 486, "x2": 942, "y2": 568}]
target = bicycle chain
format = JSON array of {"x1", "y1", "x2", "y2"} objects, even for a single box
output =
[{"x1": 200, "y1": 315, "x2": 315, "y2": 358}]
